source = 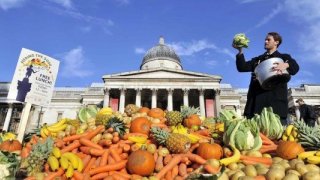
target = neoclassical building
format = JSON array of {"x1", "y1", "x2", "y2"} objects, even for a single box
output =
[{"x1": 1, "y1": 37, "x2": 320, "y2": 133}]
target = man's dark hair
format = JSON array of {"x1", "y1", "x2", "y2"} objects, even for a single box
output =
[{"x1": 268, "y1": 32, "x2": 282, "y2": 47}]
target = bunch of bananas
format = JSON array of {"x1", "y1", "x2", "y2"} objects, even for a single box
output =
[
  {"x1": 40, "y1": 118, "x2": 68, "y2": 138},
  {"x1": 48, "y1": 147, "x2": 84, "y2": 178},
  {"x1": 0, "y1": 132, "x2": 17, "y2": 141},
  {"x1": 171, "y1": 124, "x2": 201, "y2": 143},
  {"x1": 281, "y1": 124, "x2": 298, "y2": 141},
  {"x1": 298, "y1": 150, "x2": 320, "y2": 164}
]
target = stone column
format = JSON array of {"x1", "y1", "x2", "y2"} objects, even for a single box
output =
[
  {"x1": 135, "y1": 88, "x2": 141, "y2": 107},
  {"x1": 151, "y1": 88, "x2": 157, "y2": 108},
  {"x1": 214, "y1": 89, "x2": 221, "y2": 117},
  {"x1": 199, "y1": 89, "x2": 205, "y2": 117},
  {"x1": 119, "y1": 88, "x2": 126, "y2": 113},
  {"x1": 183, "y1": 89, "x2": 189, "y2": 107},
  {"x1": 103, "y1": 88, "x2": 110, "y2": 107},
  {"x1": 3, "y1": 103, "x2": 13, "y2": 131},
  {"x1": 167, "y1": 88, "x2": 173, "y2": 111}
]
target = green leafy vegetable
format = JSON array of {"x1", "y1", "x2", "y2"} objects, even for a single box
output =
[{"x1": 233, "y1": 33, "x2": 250, "y2": 48}]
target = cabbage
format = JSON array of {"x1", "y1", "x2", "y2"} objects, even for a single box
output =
[
  {"x1": 233, "y1": 33, "x2": 250, "y2": 48},
  {"x1": 223, "y1": 119, "x2": 262, "y2": 151}
]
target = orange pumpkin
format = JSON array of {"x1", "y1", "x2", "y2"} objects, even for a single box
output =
[
  {"x1": 138, "y1": 107, "x2": 150, "y2": 114},
  {"x1": 276, "y1": 141, "x2": 304, "y2": 160},
  {"x1": 184, "y1": 114, "x2": 201, "y2": 128},
  {"x1": 147, "y1": 108, "x2": 164, "y2": 118},
  {"x1": 130, "y1": 117, "x2": 151, "y2": 135},
  {"x1": 197, "y1": 142, "x2": 223, "y2": 160},
  {"x1": 127, "y1": 150, "x2": 155, "y2": 176},
  {"x1": 0, "y1": 139, "x2": 22, "y2": 152}
]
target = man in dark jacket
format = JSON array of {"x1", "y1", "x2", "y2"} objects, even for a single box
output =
[
  {"x1": 233, "y1": 32, "x2": 300, "y2": 125},
  {"x1": 296, "y1": 98, "x2": 317, "y2": 127}
]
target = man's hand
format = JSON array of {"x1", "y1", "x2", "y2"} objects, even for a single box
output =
[
  {"x1": 272, "y1": 62, "x2": 289, "y2": 75},
  {"x1": 232, "y1": 43, "x2": 243, "y2": 54}
]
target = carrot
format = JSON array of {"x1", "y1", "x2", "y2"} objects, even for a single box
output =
[
  {"x1": 171, "y1": 165, "x2": 179, "y2": 179},
  {"x1": 110, "y1": 148, "x2": 122, "y2": 162},
  {"x1": 79, "y1": 146, "x2": 91, "y2": 154},
  {"x1": 61, "y1": 140, "x2": 81, "y2": 153},
  {"x1": 120, "y1": 153, "x2": 128, "y2": 160},
  {"x1": 107, "y1": 127, "x2": 114, "y2": 133},
  {"x1": 108, "y1": 155, "x2": 116, "y2": 164},
  {"x1": 91, "y1": 172, "x2": 109, "y2": 180},
  {"x1": 190, "y1": 132, "x2": 212, "y2": 140},
  {"x1": 185, "y1": 153, "x2": 206, "y2": 165},
  {"x1": 82, "y1": 155, "x2": 92, "y2": 168},
  {"x1": 85, "y1": 125, "x2": 105, "y2": 140},
  {"x1": 63, "y1": 133, "x2": 88, "y2": 142},
  {"x1": 73, "y1": 171, "x2": 84, "y2": 180},
  {"x1": 90, "y1": 148, "x2": 105, "y2": 156},
  {"x1": 165, "y1": 170, "x2": 172, "y2": 180},
  {"x1": 100, "y1": 150, "x2": 110, "y2": 166},
  {"x1": 151, "y1": 123, "x2": 167, "y2": 128},
  {"x1": 76, "y1": 152, "x2": 86, "y2": 159},
  {"x1": 99, "y1": 139, "x2": 112, "y2": 147},
  {"x1": 156, "y1": 155, "x2": 182, "y2": 179},
  {"x1": 111, "y1": 173, "x2": 127, "y2": 180},
  {"x1": 84, "y1": 157, "x2": 96, "y2": 173},
  {"x1": 189, "y1": 143, "x2": 200, "y2": 153},
  {"x1": 155, "y1": 155, "x2": 164, "y2": 172},
  {"x1": 122, "y1": 144, "x2": 131, "y2": 153},
  {"x1": 259, "y1": 133, "x2": 275, "y2": 145},
  {"x1": 54, "y1": 139, "x2": 65, "y2": 148},
  {"x1": 44, "y1": 168, "x2": 64, "y2": 180},
  {"x1": 194, "y1": 129, "x2": 210, "y2": 136},
  {"x1": 112, "y1": 136, "x2": 120, "y2": 144},
  {"x1": 259, "y1": 144, "x2": 278, "y2": 153},
  {"x1": 130, "y1": 144, "x2": 140, "y2": 152},
  {"x1": 24, "y1": 176, "x2": 36, "y2": 180},
  {"x1": 153, "y1": 151, "x2": 158, "y2": 162},
  {"x1": 178, "y1": 163, "x2": 187, "y2": 176},
  {"x1": 186, "y1": 167, "x2": 194, "y2": 173},
  {"x1": 113, "y1": 171, "x2": 131, "y2": 179},
  {"x1": 88, "y1": 160, "x2": 128, "y2": 175},
  {"x1": 203, "y1": 164, "x2": 221, "y2": 174},
  {"x1": 79, "y1": 138, "x2": 103, "y2": 150},
  {"x1": 240, "y1": 155, "x2": 272, "y2": 166},
  {"x1": 163, "y1": 154, "x2": 172, "y2": 165}
]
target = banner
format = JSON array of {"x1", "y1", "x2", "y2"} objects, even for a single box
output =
[{"x1": 7, "y1": 48, "x2": 60, "y2": 106}]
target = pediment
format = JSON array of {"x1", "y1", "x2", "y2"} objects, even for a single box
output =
[{"x1": 103, "y1": 68, "x2": 221, "y2": 80}]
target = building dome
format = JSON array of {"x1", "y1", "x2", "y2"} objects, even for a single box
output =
[{"x1": 140, "y1": 37, "x2": 182, "y2": 70}]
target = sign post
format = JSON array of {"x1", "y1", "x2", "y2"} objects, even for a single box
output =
[{"x1": 7, "y1": 48, "x2": 59, "y2": 142}]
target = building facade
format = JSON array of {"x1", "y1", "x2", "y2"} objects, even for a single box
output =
[{"x1": 1, "y1": 37, "x2": 320, "y2": 133}]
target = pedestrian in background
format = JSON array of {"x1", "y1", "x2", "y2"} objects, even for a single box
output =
[{"x1": 296, "y1": 98, "x2": 317, "y2": 127}]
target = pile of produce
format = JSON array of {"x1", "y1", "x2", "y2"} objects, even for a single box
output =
[{"x1": 1, "y1": 105, "x2": 320, "y2": 179}]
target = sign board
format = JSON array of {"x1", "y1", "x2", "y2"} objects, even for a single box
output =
[
  {"x1": 205, "y1": 99, "x2": 215, "y2": 117},
  {"x1": 7, "y1": 48, "x2": 60, "y2": 106}
]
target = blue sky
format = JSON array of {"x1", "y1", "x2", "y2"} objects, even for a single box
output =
[{"x1": 1, "y1": 0, "x2": 319, "y2": 88}]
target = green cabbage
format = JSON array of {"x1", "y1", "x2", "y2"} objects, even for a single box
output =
[
  {"x1": 233, "y1": 33, "x2": 250, "y2": 48},
  {"x1": 223, "y1": 119, "x2": 262, "y2": 151}
]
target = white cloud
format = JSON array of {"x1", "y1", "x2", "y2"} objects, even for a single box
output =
[
  {"x1": 236, "y1": 0, "x2": 265, "y2": 4},
  {"x1": 135, "y1": 48, "x2": 145, "y2": 54},
  {"x1": 205, "y1": 60, "x2": 218, "y2": 67},
  {"x1": 80, "y1": 26, "x2": 92, "y2": 33},
  {"x1": 49, "y1": 0, "x2": 73, "y2": 9},
  {"x1": 61, "y1": 46, "x2": 93, "y2": 77},
  {"x1": 0, "y1": 0, "x2": 25, "y2": 10},
  {"x1": 168, "y1": 40, "x2": 216, "y2": 56},
  {"x1": 283, "y1": 0, "x2": 320, "y2": 63}
]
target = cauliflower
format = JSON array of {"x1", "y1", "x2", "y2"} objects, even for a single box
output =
[{"x1": 233, "y1": 33, "x2": 250, "y2": 48}]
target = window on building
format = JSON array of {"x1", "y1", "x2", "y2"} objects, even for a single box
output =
[{"x1": 57, "y1": 112, "x2": 63, "y2": 121}]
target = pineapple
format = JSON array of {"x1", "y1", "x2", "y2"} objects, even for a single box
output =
[
  {"x1": 151, "y1": 127, "x2": 191, "y2": 153},
  {"x1": 66, "y1": 118, "x2": 80, "y2": 128},
  {"x1": 95, "y1": 113, "x2": 112, "y2": 126},
  {"x1": 180, "y1": 106, "x2": 200, "y2": 119},
  {"x1": 124, "y1": 104, "x2": 139, "y2": 116},
  {"x1": 21, "y1": 137, "x2": 54, "y2": 176},
  {"x1": 165, "y1": 111, "x2": 183, "y2": 126},
  {"x1": 293, "y1": 120, "x2": 320, "y2": 150},
  {"x1": 105, "y1": 117, "x2": 127, "y2": 137}
]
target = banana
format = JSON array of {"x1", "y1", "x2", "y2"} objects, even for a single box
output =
[
  {"x1": 315, "y1": 151, "x2": 320, "y2": 156},
  {"x1": 282, "y1": 134, "x2": 288, "y2": 141},
  {"x1": 292, "y1": 128, "x2": 298, "y2": 138},
  {"x1": 220, "y1": 146, "x2": 240, "y2": 166},
  {"x1": 77, "y1": 156, "x2": 84, "y2": 172},
  {"x1": 43, "y1": 126, "x2": 51, "y2": 136},
  {"x1": 65, "y1": 162, "x2": 74, "y2": 178},
  {"x1": 47, "y1": 124, "x2": 68, "y2": 133},
  {"x1": 40, "y1": 128, "x2": 48, "y2": 138},
  {"x1": 285, "y1": 124, "x2": 294, "y2": 136},
  {"x1": 52, "y1": 147, "x2": 62, "y2": 158},
  {"x1": 62, "y1": 152, "x2": 79, "y2": 169},
  {"x1": 59, "y1": 156, "x2": 69, "y2": 170},
  {"x1": 307, "y1": 155, "x2": 320, "y2": 164},
  {"x1": 288, "y1": 135, "x2": 295, "y2": 142},
  {"x1": 128, "y1": 136, "x2": 147, "y2": 144},
  {"x1": 48, "y1": 155, "x2": 60, "y2": 171},
  {"x1": 48, "y1": 118, "x2": 67, "y2": 129},
  {"x1": 298, "y1": 151, "x2": 317, "y2": 160},
  {"x1": 185, "y1": 133, "x2": 200, "y2": 143}
]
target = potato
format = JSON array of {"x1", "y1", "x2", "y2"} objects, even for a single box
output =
[
  {"x1": 295, "y1": 164, "x2": 308, "y2": 176},
  {"x1": 266, "y1": 168, "x2": 285, "y2": 180},
  {"x1": 262, "y1": 153, "x2": 272, "y2": 158},
  {"x1": 239, "y1": 176, "x2": 255, "y2": 180},
  {"x1": 226, "y1": 169, "x2": 240, "y2": 177},
  {"x1": 228, "y1": 162, "x2": 238, "y2": 170},
  {"x1": 279, "y1": 161, "x2": 291, "y2": 170},
  {"x1": 243, "y1": 165, "x2": 257, "y2": 177},
  {"x1": 271, "y1": 164, "x2": 285, "y2": 171},
  {"x1": 237, "y1": 163, "x2": 245, "y2": 170},
  {"x1": 246, "y1": 150, "x2": 262, "y2": 157},
  {"x1": 256, "y1": 166, "x2": 269, "y2": 175},
  {"x1": 305, "y1": 164, "x2": 320, "y2": 173},
  {"x1": 272, "y1": 157, "x2": 283, "y2": 164},
  {"x1": 286, "y1": 169, "x2": 301, "y2": 177},
  {"x1": 303, "y1": 171, "x2": 320, "y2": 180},
  {"x1": 231, "y1": 171, "x2": 246, "y2": 180},
  {"x1": 289, "y1": 159, "x2": 300, "y2": 168},
  {"x1": 283, "y1": 173, "x2": 300, "y2": 180},
  {"x1": 218, "y1": 172, "x2": 229, "y2": 180}
]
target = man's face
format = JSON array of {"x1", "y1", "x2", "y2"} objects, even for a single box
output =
[{"x1": 264, "y1": 35, "x2": 278, "y2": 50}]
